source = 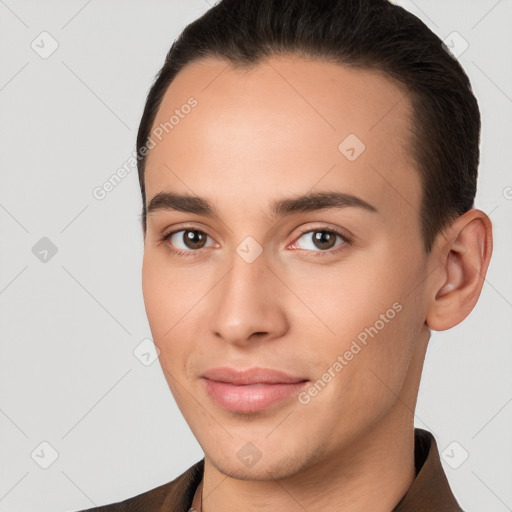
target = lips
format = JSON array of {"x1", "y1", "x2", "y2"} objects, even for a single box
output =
[
  {"x1": 201, "y1": 366, "x2": 309, "y2": 413},
  {"x1": 201, "y1": 366, "x2": 307, "y2": 385}
]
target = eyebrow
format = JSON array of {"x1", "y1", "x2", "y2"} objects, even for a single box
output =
[{"x1": 146, "y1": 190, "x2": 378, "y2": 218}]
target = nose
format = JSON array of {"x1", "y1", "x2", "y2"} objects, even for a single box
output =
[{"x1": 208, "y1": 253, "x2": 289, "y2": 347}]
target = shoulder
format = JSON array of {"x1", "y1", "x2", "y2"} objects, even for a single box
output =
[{"x1": 74, "y1": 458, "x2": 204, "y2": 512}]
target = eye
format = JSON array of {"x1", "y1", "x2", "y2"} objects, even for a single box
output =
[
  {"x1": 161, "y1": 228, "x2": 216, "y2": 256},
  {"x1": 290, "y1": 228, "x2": 350, "y2": 255},
  {"x1": 160, "y1": 225, "x2": 351, "y2": 258}
]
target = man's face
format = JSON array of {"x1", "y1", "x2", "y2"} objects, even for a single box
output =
[{"x1": 142, "y1": 55, "x2": 432, "y2": 479}]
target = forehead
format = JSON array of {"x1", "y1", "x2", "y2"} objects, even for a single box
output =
[{"x1": 144, "y1": 55, "x2": 420, "y2": 224}]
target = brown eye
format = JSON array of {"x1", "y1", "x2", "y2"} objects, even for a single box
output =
[
  {"x1": 165, "y1": 229, "x2": 215, "y2": 253},
  {"x1": 311, "y1": 231, "x2": 337, "y2": 250},
  {"x1": 182, "y1": 230, "x2": 207, "y2": 249},
  {"x1": 293, "y1": 228, "x2": 348, "y2": 253}
]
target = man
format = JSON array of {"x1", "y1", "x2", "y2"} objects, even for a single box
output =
[{"x1": 79, "y1": 0, "x2": 492, "y2": 510}]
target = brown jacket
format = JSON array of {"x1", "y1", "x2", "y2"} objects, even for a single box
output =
[{"x1": 78, "y1": 428, "x2": 463, "y2": 511}]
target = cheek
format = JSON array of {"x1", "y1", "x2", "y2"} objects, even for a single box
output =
[
  {"x1": 296, "y1": 253, "x2": 419, "y2": 388},
  {"x1": 141, "y1": 252, "x2": 197, "y2": 337},
  {"x1": 141, "y1": 258, "x2": 169, "y2": 337},
  {"x1": 141, "y1": 264, "x2": 190, "y2": 408},
  {"x1": 141, "y1": 255, "x2": 187, "y2": 377},
  {"x1": 291, "y1": 255, "x2": 398, "y2": 345},
  {"x1": 141, "y1": 253, "x2": 209, "y2": 382}
]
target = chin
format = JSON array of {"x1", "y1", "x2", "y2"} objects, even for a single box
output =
[{"x1": 205, "y1": 445, "x2": 311, "y2": 482}]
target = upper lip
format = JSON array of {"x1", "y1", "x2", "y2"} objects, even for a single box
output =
[{"x1": 201, "y1": 367, "x2": 308, "y2": 385}]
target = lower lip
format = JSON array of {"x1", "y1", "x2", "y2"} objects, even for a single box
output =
[{"x1": 202, "y1": 378, "x2": 309, "y2": 413}]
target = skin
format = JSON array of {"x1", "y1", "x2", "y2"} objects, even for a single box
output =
[{"x1": 140, "y1": 55, "x2": 492, "y2": 511}]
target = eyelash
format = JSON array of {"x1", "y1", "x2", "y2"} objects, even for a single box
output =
[{"x1": 159, "y1": 225, "x2": 352, "y2": 259}]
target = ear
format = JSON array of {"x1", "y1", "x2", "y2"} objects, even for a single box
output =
[{"x1": 425, "y1": 209, "x2": 493, "y2": 331}]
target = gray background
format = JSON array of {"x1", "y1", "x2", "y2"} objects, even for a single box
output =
[{"x1": 0, "y1": 0, "x2": 511, "y2": 510}]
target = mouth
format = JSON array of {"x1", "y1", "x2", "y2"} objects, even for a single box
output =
[{"x1": 200, "y1": 366, "x2": 309, "y2": 413}]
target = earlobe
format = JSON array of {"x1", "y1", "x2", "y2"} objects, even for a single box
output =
[{"x1": 426, "y1": 210, "x2": 493, "y2": 331}]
